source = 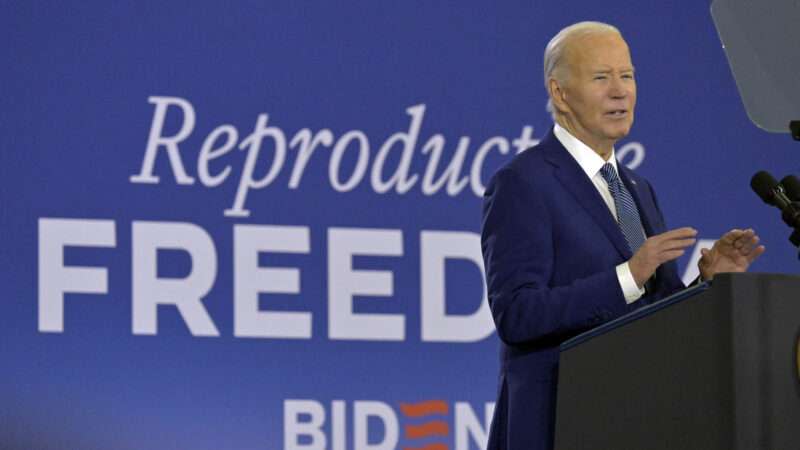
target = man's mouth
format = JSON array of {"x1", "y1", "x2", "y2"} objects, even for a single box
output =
[{"x1": 605, "y1": 109, "x2": 628, "y2": 118}]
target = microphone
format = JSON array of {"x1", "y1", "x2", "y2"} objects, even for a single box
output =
[
  {"x1": 751, "y1": 171, "x2": 782, "y2": 205},
  {"x1": 780, "y1": 174, "x2": 800, "y2": 201},
  {"x1": 751, "y1": 171, "x2": 800, "y2": 229}
]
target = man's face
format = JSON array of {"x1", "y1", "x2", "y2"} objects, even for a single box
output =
[{"x1": 556, "y1": 33, "x2": 636, "y2": 153}]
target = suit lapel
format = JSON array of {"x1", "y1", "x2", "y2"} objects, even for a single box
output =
[{"x1": 540, "y1": 131, "x2": 633, "y2": 260}]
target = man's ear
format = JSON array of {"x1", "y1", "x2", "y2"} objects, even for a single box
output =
[{"x1": 548, "y1": 78, "x2": 569, "y2": 114}]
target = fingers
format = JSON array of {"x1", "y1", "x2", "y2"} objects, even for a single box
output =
[
  {"x1": 703, "y1": 228, "x2": 765, "y2": 275},
  {"x1": 629, "y1": 228, "x2": 698, "y2": 286},
  {"x1": 662, "y1": 249, "x2": 687, "y2": 261},
  {"x1": 661, "y1": 238, "x2": 697, "y2": 251},
  {"x1": 650, "y1": 241, "x2": 694, "y2": 264},
  {"x1": 656, "y1": 227, "x2": 698, "y2": 241},
  {"x1": 632, "y1": 227, "x2": 762, "y2": 287},
  {"x1": 746, "y1": 244, "x2": 766, "y2": 263},
  {"x1": 737, "y1": 235, "x2": 759, "y2": 255},
  {"x1": 718, "y1": 229, "x2": 744, "y2": 246},
  {"x1": 721, "y1": 228, "x2": 755, "y2": 245},
  {"x1": 731, "y1": 229, "x2": 754, "y2": 249},
  {"x1": 721, "y1": 228, "x2": 761, "y2": 258},
  {"x1": 648, "y1": 227, "x2": 697, "y2": 253}
]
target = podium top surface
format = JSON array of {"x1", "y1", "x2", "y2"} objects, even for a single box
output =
[{"x1": 560, "y1": 281, "x2": 711, "y2": 351}]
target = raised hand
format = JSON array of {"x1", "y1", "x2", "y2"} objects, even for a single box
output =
[
  {"x1": 629, "y1": 227, "x2": 698, "y2": 288},
  {"x1": 698, "y1": 228, "x2": 765, "y2": 280}
]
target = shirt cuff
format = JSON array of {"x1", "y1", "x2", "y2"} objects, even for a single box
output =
[{"x1": 616, "y1": 262, "x2": 645, "y2": 304}]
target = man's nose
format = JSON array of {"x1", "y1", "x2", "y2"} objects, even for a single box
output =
[{"x1": 608, "y1": 75, "x2": 630, "y2": 98}]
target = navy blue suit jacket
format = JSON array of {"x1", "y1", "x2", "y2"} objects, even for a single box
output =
[{"x1": 480, "y1": 128, "x2": 685, "y2": 450}]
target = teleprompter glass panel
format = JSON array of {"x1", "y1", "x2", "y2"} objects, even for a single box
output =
[{"x1": 712, "y1": 0, "x2": 800, "y2": 133}]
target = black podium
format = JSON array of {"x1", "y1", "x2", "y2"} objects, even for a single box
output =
[{"x1": 555, "y1": 273, "x2": 800, "y2": 450}]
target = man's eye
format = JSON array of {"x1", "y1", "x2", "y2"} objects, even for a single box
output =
[
  {"x1": 594, "y1": 76, "x2": 607, "y2": 80},
  {"x1": 622, "y1": 74, "x2": 634, "y2": 79}
]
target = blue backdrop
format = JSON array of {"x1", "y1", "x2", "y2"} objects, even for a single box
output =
[{"x1": 2, "y1": 1, "x2": 798, "y2": 449}]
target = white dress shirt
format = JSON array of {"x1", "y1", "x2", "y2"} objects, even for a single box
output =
[{"x1": 553, "y1": 123, "x2": 645, "y2": 303}]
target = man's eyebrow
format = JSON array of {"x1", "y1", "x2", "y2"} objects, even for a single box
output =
[{"x1": 591, "y1": 67, "x2": 636, "y2": 73}]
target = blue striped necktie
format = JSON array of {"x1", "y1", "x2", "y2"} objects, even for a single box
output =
[{"x1": 600, "y1": 163, "x2": 646, "y2": 253}]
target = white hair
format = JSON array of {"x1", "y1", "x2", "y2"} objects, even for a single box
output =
[{"x1": 544, "y1": 21, "x2": 622, "y2": 120}]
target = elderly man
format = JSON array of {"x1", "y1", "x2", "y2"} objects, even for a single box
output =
[{"x1": 480, "y1": 22, "x2": 764, "y2": 450}]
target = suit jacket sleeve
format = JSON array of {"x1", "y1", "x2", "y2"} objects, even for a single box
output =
[{"x1": 481, "y1": 167, "x2": 633, "y2": 346}]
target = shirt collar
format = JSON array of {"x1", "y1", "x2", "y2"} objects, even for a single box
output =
[{"x1": 553, "y1": 123, "x2": 618, "y2": 179}]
